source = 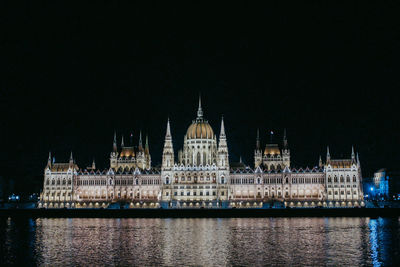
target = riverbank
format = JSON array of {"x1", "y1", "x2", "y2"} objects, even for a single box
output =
[{"x1": 0, "y1": 207, "x2": 399, "y2": 218}]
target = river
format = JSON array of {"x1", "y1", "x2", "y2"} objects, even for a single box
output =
[{"x1": 1, "y1": 217, "x2": 399, "y2": 266}]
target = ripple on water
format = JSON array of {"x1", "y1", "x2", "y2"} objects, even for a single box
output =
[{"x1": 1, "y1": 217, "x2": 399, "y2": 266}]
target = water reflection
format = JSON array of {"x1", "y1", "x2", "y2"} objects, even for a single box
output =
[{"x1": 1, "y1": 217, "x2": 399, "y2": 266}]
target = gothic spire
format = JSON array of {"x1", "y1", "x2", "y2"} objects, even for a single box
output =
[
  {"x1": 319, "y1": 155, "x2": 322, "y2": 167},
  {"x1": 166, "y1": 118, "x2": 171, "y2": 139},
  {"x1": 220, "y1": 115, "x2": 226, "y2": 138},
  {"x1": 113, "y1": 131, "x2": 117, "y2": 152},
  {"x1": 69, "y1": 151, "x2": 73, "y2": 164},
  {"x1": 121, "y1": 135, "x2": 125, "y2": 147},
  {"x1": 139, "y1": 130, "x2": 143, "y2": 150},
  {"x1": 326, "y1": 146, "x2": 330, "y2": 161},
  {"x1": 47, "y1": 151, "x2": 52, "y2": 167},
  {"x1": 145, "y1": 134, "x2": 149, "y2": 154},
  {"x1": 92, "y1": 158, "x2": 96, "y2": 169},
  {"x1": 283, "y1": 128, "x2": 288, "y2": 149},
  {"x1": 256, "y1": 129, "x2": 260, "y2": 150},
  {"x1": 162, "y1": 118, "x2": 174, "y2": 168},
  {"x1": 351, "y1": 145, "x2": 355, "y2": 159},
  {"x1": 218, "y1": 116, "x2": 228, "y2": 151}
]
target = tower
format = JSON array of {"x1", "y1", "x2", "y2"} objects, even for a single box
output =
[
  {"x1": 326, "y1": 146, "x2": 331, "y2": 164},
  {"x1": 254, "y1": 129, "x2": 262, "y2": 168},
  {"x1": 110, "y1": 132, "x2": 118, "y2": 168},
  {"x1": 69, "y1": 151, "x2": 74, "y2": 166},
  {"x1": 282, "y1": 128, "x2": 290, "y2": 168},
  {"x1": 144, "y1": 134, "x2": 151, "y2": 169},
  {"x1": 217, "y1": 116, "x2": 229, "y2": 186},
  {"x1": 113, "y1": 131, "x2": 117, "y2": 152},
  {"x1": 47, "y1": 151, "x2": 52, "y2": 168},
  {"x1": 162, "y1": 119, "x2": 174, "y2": 170},
  {"x1": 351, "y1": 145, "x2": 356, "y2": 164},
  {"x1": 136, "y1": 131, "x2": 145, "y2": 169},
  {"x1": 217, "y1": 116, "x2": 229, "y2": 168}
]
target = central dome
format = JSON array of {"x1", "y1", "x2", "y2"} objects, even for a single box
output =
[
  {"x1": 186, "y1": 96, "x2": 214, "y2": 139},
  {"x1": 186, "y1": 121, "x2": 214, "y2": 139}
]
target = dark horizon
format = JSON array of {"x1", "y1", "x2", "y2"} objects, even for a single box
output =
[{"x1": 1, "y1": 1, "x2": 400, "y2": 194}]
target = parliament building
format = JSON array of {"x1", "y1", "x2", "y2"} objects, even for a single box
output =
[{"x1": 39, "y1": 98, "x2": 365, "y2": 209}]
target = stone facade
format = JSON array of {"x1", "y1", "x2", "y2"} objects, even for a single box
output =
[{"x1": 39, "y1": 97, "x2": 364, "y2": 208}]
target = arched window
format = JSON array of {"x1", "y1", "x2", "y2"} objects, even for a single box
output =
[
  {"x1": 197, "y1": 152, "x2": 201, "y2": 165},
  {"x1": 62, "y1": 179, "x2": 66, "y2": 185},
  {"x1": 203, "y1": 152, "x2": 207, "y2": 165},
  {"x1": 57, "y1": 179, "x2": 60, "y2": 185},
  {"x1": 270, "y1": 165, "x2": 275, "y2": 171},
  {"x1": 346, "y1": 176, "x2": 350, "y2": 183},
  {"x1": 334, "y1": 176, "x2": 338, "y2": 183},
  {"x1": 328, "y1": 176, "x2": 332, "y2": 183},
  {"x1": 340, "y1": 176, "x2": 344, "y2": 183},
  {"x1": 277, "y1": 164, "x2": 281, "y2": 170},
  {"x1": 166, "y1": 177, "x2": 169, "y2": 184},
  {"x1": 221, "y1": 177, "x2": 225, "y2": 184},
  {"x1": 46, "y1": 180, "x2": 49, "y2": 185},
  {"x1": 257, "y1": 178, "x2": 261, "y2": 184},
  {"x1": 353, "y1": 176, "x2": 357, "y2": 183},
  {"x1": 285, "y1": 177, "x2": 289, "y2": 184}
]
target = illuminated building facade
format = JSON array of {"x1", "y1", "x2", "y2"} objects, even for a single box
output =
[{"x1": 39, "y1": 98, "x2": 364, "y2": 208}]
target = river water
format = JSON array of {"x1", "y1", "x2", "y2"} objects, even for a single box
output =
[{"x1": 1, "y1": 217, "x2": 399, "y2": 266}]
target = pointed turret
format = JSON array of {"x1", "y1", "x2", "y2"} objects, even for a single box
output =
[
  {"x1": 166, "y1": 118, "x2": 171, "y2": 138},
  {"x1": 218, "y1": 116, "x2": 227, "y2": 148},
  {"x1": 138, "y1": 131, "x2": 143, "y2": 151},
  {"x1": 92, "y1": 158, "x2": 96, "y2": 170},
  {"x1": 121, "y1": 135, "x2": 125, "y2": 147},
  {"x1": 254, "y1": 129, "x2": 262, "y2": 168},
  {"x1": 69, "y1": 151, "x2": 74, "y2": 165},
  {"x1": 356, "y1": 152, "x2": 360, "y2": 167},
  {"x1": 144, "y1": 134, "x2": 151, "y2": 169},
  {"x1": 351, "y1": 145, "x2": 355, "y2": 160},
  {"x1": 47, "y1": 152, "x2": 52, "y2": 167},
  {"x1": 110, "y1": 131, "x2": 119, "y2": 168},
  {"x1": 220, "y1": 115, "x2": 226, "y2": 137},
  {"x1": 162, "y1": 118, "x2": 174, "y2": 169},
  {"x1": 113, "y1": 131, "x2": 117, "y2": 152},
  {"x1": 145, "y1": 134, "x2": 149, "y2": 154},
  {"x1": 283, "y1": 128, "x2": 288, "y2": 149},
  {"x1": 217, "y1": 116, "x2": 229, "y2": 168},
  {"x1": 326, "y1": 146, "x2": 331, "y2": 163},
  {"x1": 319, "y1": 155, "x2": 323, "y2": 168}
]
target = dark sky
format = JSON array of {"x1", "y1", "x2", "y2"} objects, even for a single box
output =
[{"x1": 1, "y1": 1, "x2": 400, "y2": 193}]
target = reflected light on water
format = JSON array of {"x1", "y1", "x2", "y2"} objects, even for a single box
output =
[{"x1": 1, "y1": 217, "x2": 399, "y2": 266}]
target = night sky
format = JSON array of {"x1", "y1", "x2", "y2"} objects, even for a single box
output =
[{"x1": 1, "y1": 1, "x2": 400, "y2": 193}]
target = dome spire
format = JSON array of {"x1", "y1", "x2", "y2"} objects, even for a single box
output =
[{"x1": 197, "y1": 94, "x2": 203, "y2": 119}]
